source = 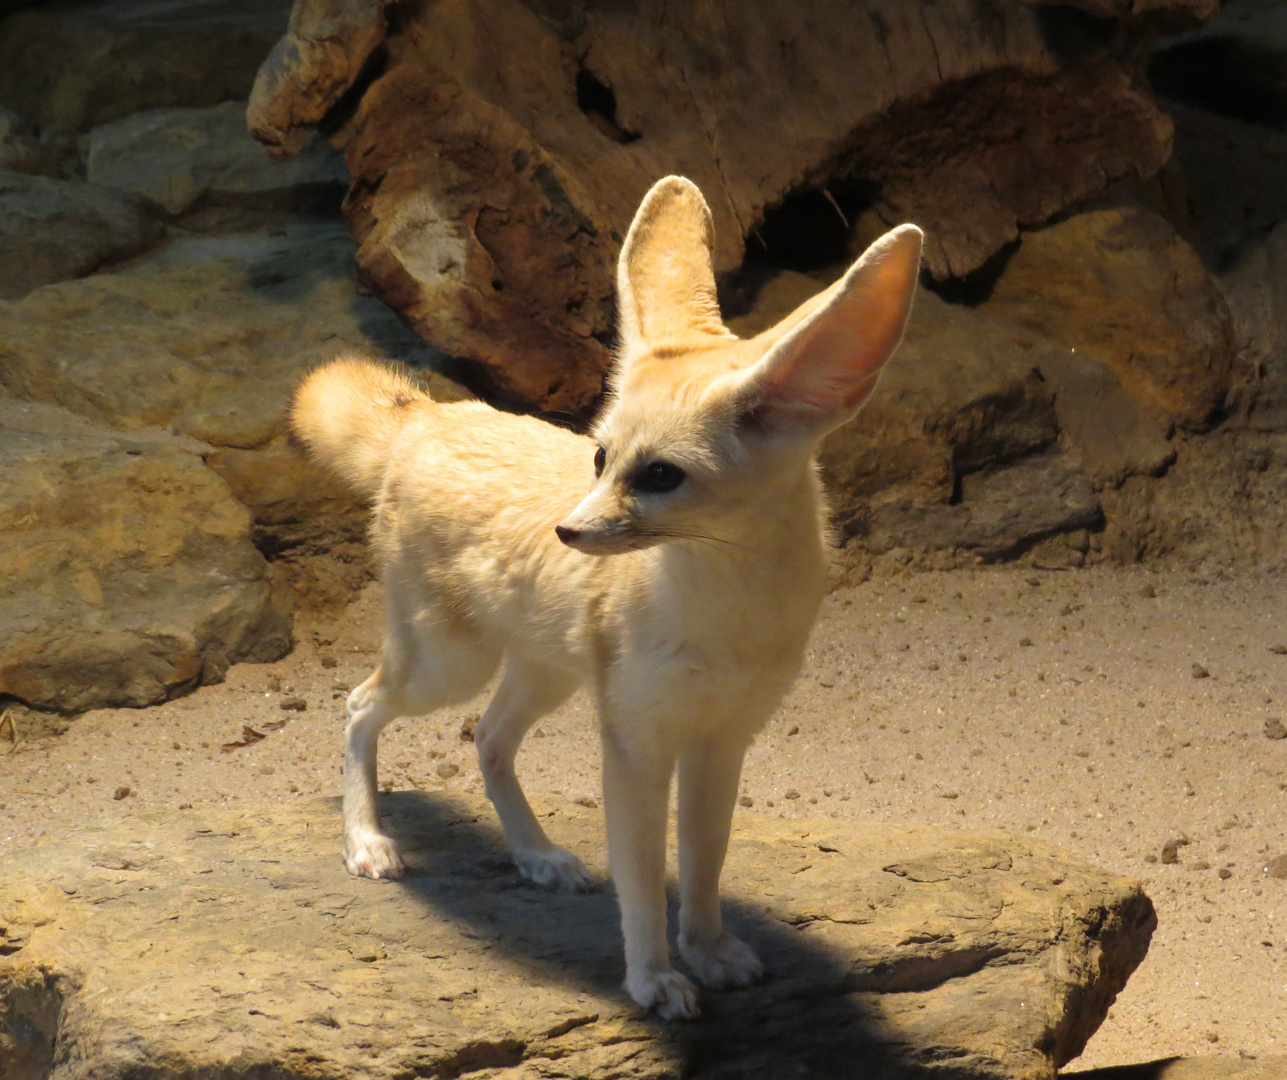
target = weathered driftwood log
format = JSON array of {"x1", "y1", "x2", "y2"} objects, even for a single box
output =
[
  {"x1": 250, "y1": 0, "x2": 1213, "y2": 413},
  {"x1": 0, "y1": 794, "x2": 1153, "y2": 1079}
]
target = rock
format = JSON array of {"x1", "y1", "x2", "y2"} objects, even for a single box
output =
[
  {"x1": 1266, "y1": 718, "x2": 1286, "y2": 741},
  {"x1": 0, "y1": 794, "x2": 1155, "y2": 1079},
  {"x1": 251, "y1": 0, "x2": 1209, "y2": 411},
  {"x1": 249, "y1": 0, "x2": 386, "y2": 157},
  {"x1": 0, "y1": 400, "x2": 291, "y2": 714},
  {"x1": 980, "y1": 208, "x2": 1237, "y2": 430},
  {"x1": 1150, "y1": 1, "x2": 1287, "y2": 131},
  {"x1": 0, "y1": 170, "x2": 161, "y2": 298},
  {"x1": 1160, "y1": 99, "x2": 1287, "y2": 269},
  {"x1": 86, "y1": 102, "x2": 347, "y2": 216},
  {"x1": 854, "y1": 452, "x2": 1103, "y2": 563},
  {"x1": 0, "y1": 107, "x2": 37, "y2": 173},
  {"x1": 0, "y1": 222, "x2": 471, "y2": 581},
  {"x1": 0, "y1": 0, "x2": 292, "y2": 165}
]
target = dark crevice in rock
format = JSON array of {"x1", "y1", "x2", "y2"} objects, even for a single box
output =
[
  {"x1": 925, "y1": 239, "x2": 1021, "y2": 307},
  {"x1": 1033, "y1": 6, "x2": 1119, "y2": 66},
  {"x1": 575, "y1": 65, "x2": 640, "y2": 144},
  {"x1": 717, "y1": 178, "x2": 878, "y2": 319},
  {"x1": 316, "y1": 42, "x2": 391, "y2": 142},
  {"x1": 1150, "y1": 35, "x2": 1287, "y2": 130}
]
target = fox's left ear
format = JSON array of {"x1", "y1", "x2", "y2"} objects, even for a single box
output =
[{"x1": 738, "y1": 224, "x2": 923, "y2": 434}]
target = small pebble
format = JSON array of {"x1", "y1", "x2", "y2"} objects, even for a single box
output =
[
  {"x1": 435, "y1": 762, "x2": 460, "y2": 780},
  {"x1": 786, "y1": 724, "x2": 800, "y2": 736},
  {"x1": 572, "y1": 795, "x2": 598, "y2": 809},
  {"x1": 266, "y1": 675, "x2": 281, "y2": 693},
  {"x1": 739, "y1": 796, "x2": 753, "y2": 807},
  {"x1": 320, "y1": 656, "x2": 338, "y2": 669},
  {"x1": 459, "y1": 713, "x2": 480, "y2": 742},
  {"x1": 280, "y1": 697, "x2": 307, "y2": 712},
  {"x1": 784, "y1": 790, "x2": 800, "y2": 800},
  {"x1": 1192, "y1": 663, "x2": 1210, "y2": 679},
  {"x1": 1218, "y1": 867, "x2": 1233, "y2": 880},
  {"x1": 1269, "y1": 645, "x2": 1287, "y2": 655},
  {"x1": 1161, "y1": 837, "x2": 1190, "y2": 864},
  {"x1": 112, "y1": 785, "x2": 131, "y2": 800},
  {"x1": 926, "y1": 661, "x2": 940, "y2": 671},
  {"x1": 1264, "y1": 855, "x2": 1287, "y2": 880},
  {"x1": 1018, "y1": 637, "x2": 1033, "y2": 647},
  {"x1": 1139, "y1": 583, "x2": 1157, "y2": 598},
  {"x1": 1265, "y1": 717, "x2": 1287, "y2": 741}
]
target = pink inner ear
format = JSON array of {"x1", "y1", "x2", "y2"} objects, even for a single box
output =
[{"x1": 768, "y1": 320, "x2": 881, "y2": 415}]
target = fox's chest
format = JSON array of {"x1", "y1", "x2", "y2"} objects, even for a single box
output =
[{"x1": 649, "y1": 547, "x2": 827, "y2": 671}]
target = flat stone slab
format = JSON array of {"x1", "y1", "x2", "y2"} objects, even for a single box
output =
[{"x1": 0, "y1": 794, "x2": 1154, "y2": 1079}]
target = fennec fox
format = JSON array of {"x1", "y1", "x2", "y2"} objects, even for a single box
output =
[{"x1": 291, "y1": 176, "x2": 922, "y2": 1019}]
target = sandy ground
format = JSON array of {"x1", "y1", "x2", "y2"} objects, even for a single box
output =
[{"x1": 2, "y1": 563, "x2": 1285, "y2": 1071}]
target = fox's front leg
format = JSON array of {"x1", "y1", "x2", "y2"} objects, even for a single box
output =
[
  {"x1": 676, "y1": 736, "x2": 763, "y2": 989},
  {"x1": 601, "y1": 725, "x2": 699, "y2": 1019}
]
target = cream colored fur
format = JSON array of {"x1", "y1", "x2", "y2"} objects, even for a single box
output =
[{"x1": 290, "y1": 176, "x2": 922, "y2": 1020}]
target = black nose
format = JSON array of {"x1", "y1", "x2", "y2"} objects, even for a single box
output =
[{"x1": 555, "y1": 524, "x2": 580, "y2": 545}]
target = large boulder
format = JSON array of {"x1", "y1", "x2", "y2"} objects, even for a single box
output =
[
  {"x1": 249, "y1": 0, "x2": 1212, "y2": 412},
  {"x1": 0, "y1": 793, "x2": 1155, "y2": 1079},
  {"x1": 0, "y1": 170, "x2": 160, "y2": 298},
  {"x1": 980, "y1": 208, "x2": 1237, "y2": 430},
  {"x1": 0, "y1": 223, "x2": 471, "y2": 601},
  {"x1": 0, "y1": 400, "x2": 291, "y2": 714},
  {"x1": 85, "y1": 101, "x2": 347, "y2": 217}
]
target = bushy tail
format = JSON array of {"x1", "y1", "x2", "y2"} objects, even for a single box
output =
[{"x1": 290, "y1": 358, "x2": 429, "y2": 497}]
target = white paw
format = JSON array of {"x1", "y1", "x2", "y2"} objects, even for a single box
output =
[
  {"x1": 679, "y1": 931, "x2": 764, "y2": 990},
  {"x1": 343, "y1": 831, "x2": 405, "y2": 879},
  {"x1": 514, "y1": 845, "x2": 593, "y2": 892},
  {"x1": 625, "y1": 967, "x2": 701, "y2": 1020}
]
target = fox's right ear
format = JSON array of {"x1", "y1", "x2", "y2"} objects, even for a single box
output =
[{"x1": 616, "y1": 176, "x2": 730, "y2": 359}]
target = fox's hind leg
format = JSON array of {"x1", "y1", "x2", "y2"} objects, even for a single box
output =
[
  {"x1": 343, "y1": 599, "x2": 500, "y2": 880},
  {"x1": 474, "y1": 655, "x2": 589, "y2": 891}
]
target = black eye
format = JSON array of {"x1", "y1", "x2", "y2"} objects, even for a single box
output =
[
  {"x1": 635, "y1": 460, "x2": 685, "y2": 494},
  {"x1": 593, "y1": 446, "x2": 606, "y2": 477}
]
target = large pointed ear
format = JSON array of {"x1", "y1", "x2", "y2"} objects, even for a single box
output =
[
  {"x1": 617, "y1": 176, "x2": 729, "y2": 356},
  {"x1": 738, "y1": 224, "x2": 923, "y2": 435}
]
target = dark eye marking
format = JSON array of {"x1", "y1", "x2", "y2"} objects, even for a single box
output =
[
  {"x1": 633, "y1": 460, "x2": 686, "y2": 494},
  {"x1": 594, "y1": 445, "x2": 606, "y2": 477}
]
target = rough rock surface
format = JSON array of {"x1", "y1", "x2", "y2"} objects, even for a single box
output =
[
  {"x1": 86, "y1": 102, "x2": 347, "y2": 216},
  {"x1": 857, "y1": 452, "x2": 1103, "y2": 563},
  {"x1": 250, "y1": 0, "x2": 1210, "y2": 412},
  {"x1": 980, "y1": 208, "x2": 1236, "y2": 430},
  {"x1": 0, "y1": 793, "x2": 1155, "y2": 1079},
  {"x1": 0, "y1": 222, "x2": 471, "y2": 587},
  {"x1": 0, "y1": 0, "x2": 292, "y2": 169},
  {"x1": 0, "y1": 170, "x2": 161, "y2": 298},
  {"x1": 0, "y1": 400, "x2": 291, "y2": 714}
]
